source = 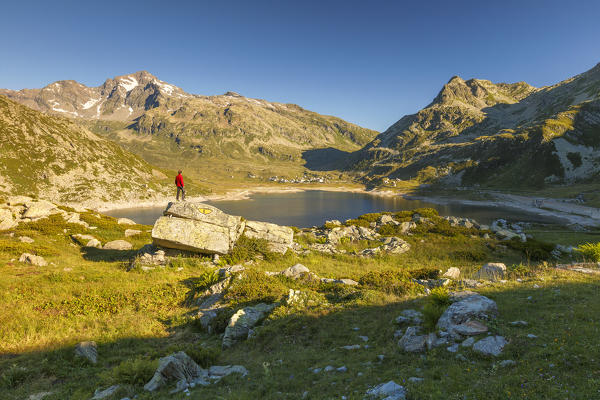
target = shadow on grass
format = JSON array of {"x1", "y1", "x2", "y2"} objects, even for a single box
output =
[
  {"x1": 301, "y1": 147, "x2": 353, "y2": 171},
  {"x1": 80, "y1": 247, "x2": 137, "y2": 263},
  {"x1": 3, "y1": 277, "x2": 600, "y2": 399}
]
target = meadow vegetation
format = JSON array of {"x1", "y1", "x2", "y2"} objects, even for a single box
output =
[{"x1": 1, "y1": 209, "x2": 600, "y2": 399}]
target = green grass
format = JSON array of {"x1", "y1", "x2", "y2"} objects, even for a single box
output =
[
  {"x1": 2, "y1": 207, "x2": 600, "y2": 399},
  {"x1": 575, "y1": 242, "x2": 600, "y2": 262}
]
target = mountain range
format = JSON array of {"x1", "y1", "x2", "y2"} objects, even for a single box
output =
[{"x1": 350, "y1": 63, "x2": 600, "y2": 188}]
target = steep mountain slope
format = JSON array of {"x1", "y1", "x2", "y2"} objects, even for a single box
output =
[
  {"x1": 0, "y1": 95, "x2": 172, "y2": 205},
  {"x1": 1, "y1": 72, "x2": 377, "y2": 169},
  {"x1": 352, "y1": 63, "x2": 600, "y2": 188}
]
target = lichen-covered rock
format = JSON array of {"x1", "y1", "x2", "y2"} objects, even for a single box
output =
[
  {"x1": 244, "y1": 220, "x2": 293, "y2": 253},
  {"x1": 0, "y1": 208, "x2": 17, "y2": 230},
  {"x1": 443, "y1": 267, "x2": 461, "y2": 280},
  {"x1": 222, "y1": 303, "x2": 276, "y2": 348},
  {"x1": 437, "y1": 293, "x2": 498, "y2": 336},
  {"x1": 397, "y1": 326, "x2": 427, "y2": 352},
  {"x1": 152, "y1": 216, "x2": 233, "y2": 254},
  {"x1": 279, "y1": 263, "x2": 311, "y2": 278}
]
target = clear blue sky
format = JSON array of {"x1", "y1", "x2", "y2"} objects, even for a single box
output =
[{"x1": 1, "y1": 0, "x2": 599, "y2": 131}]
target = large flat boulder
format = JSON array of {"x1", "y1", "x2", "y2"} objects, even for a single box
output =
[
  {"x1": 22, "y1": 200, "x2": 58, "y2": 219},
  {"x1": 152, "y1": 216, "x2": 234, "y2": 255},
  {"x1": 152, "y1": 202, "x2": 245, "y2": 254},
  {"x1": 244, "y1": 220, "x2": 293, "y2": 253}
]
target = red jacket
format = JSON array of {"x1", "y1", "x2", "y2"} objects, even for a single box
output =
[{"x1": 175, "y1": 174, "x2": 184, "y2": 187}]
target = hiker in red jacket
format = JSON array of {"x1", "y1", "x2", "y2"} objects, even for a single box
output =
[{"x1": 175, "y1": 170, "x2": 185, "y2": 201}]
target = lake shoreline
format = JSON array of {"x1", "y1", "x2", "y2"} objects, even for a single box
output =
[{"x1": 96, "y1": 184, "x2": 600, "y2": 228}]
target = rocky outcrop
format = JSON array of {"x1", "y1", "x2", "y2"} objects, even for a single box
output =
[
  {"x1": 475, "y1": 263, "x2": 507, "y2": 281},
  {"x1": 244, "y1": 220, "x2": 293, "y2": 254}
]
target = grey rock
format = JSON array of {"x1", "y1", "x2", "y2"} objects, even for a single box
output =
[
  {"x1": 454, "y1": 320, "x2": 489, "y2": 336},
  {"x1": 336, "y1": 366, "x2": 348, "y2": 372},
  {"x1": 461, "y1": 337, "x2": 476, "y2": 347},
  {"x1": 27, "y1": 392, "x2": 53, "y2": 400},
  {"x1": 341, "y1": 344, "x2": 361, "y2": 350},
  {"x1": 91, "y1": 385, "x2": 120, "y2": 400},
  {"x1": 22, "y1": 200, "x2": 58, "y2": 219},
  {"x1": 207, "y1": 365, "x2": 248, "y2": 380},
  {"x1": 366, "y1": 380, "x2": 406, "y2": 400},
  {"x1": 222, "y1": 303, "x2": 276, "y2": 348},
  {"x1": 510, "y1": 320, "x2": 528, "y2": 326},
  {"x1": 324, "y1": 365, "x2": 335, "y2": 372},
  {"x1": 144, "y1": 351, "x2": 209, "y2": 392},
  {"x1": 408, "y1": 377, "x2": 424, "y2": 383},
  {"x1": 398, "y1": 326, "x2": 427, "y2": 353},
  {"x1": 244, "y1": 220, "x2": 293, "y2": 254},
  {"x1": 443, "y1": 267, "x2": 461, "y2": 280},
  {"x1": 75, "y1": 341, "x2": 97, "y2": 364},
  {"x1": 475, "y1": 263, "x2": 507, "y2": 281},
  {"x1": 124, "y1": 229, "x2": 142, "y2": 237},
  {"x1": 103, "y1": 240, "x2": 132, "y2": 250},
  {"x1": 473, "y1": 336, "x2": 508, "y2": 356},
  {"x1": 279, "y1": 263, "x2": 310, "y2": 279},
  {"x1": 117, "y1": 218, "x2": 137, "y2": 225},
  {"x1": 19, "y1": 236, "x2": 34, "y2": 243},
  {"x1": 19, "y1": 253, "x2": 47, "y2": 266},
  {"x1": 446, "y1": 344, "x2": 459, "y2": 353},
  {"x1": 527, "y1": 333, "x2": 538, "y2": 339},
  {"x1": 437, "y1": 294, "x2": 498, "y2": 336},
  {"x1": 358, "y1": 335, "x2": 369, "y2": 342},
  {"x1": 86, "y1": 238, "x2": 102, "y2": 248},
  {"x1": 218, "y1": 264, "x2": 245, "y2": 277}
]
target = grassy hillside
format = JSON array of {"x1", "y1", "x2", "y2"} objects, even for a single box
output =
[{"x1": 2, "y1": 205, "x2": 600, "y2": 399}]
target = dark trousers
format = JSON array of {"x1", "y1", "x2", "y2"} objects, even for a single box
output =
[{"x1": 176, "y1": 186, "x2": 186, "y2": 201}]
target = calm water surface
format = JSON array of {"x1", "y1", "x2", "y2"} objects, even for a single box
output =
[{"x1": 105, "y1": 191, "x2": 563, "y2": 227}]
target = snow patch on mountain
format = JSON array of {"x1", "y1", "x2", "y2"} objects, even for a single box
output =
[
  {"x1": 82, "y1": 98, "x2": 101, "y2": 110},
  {"x1": 120, "y1": 77, "x2": 138, "y2": 92}
]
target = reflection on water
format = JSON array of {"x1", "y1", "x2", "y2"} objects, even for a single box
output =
[{"x1": 105, "y1": 190, "x2": 563, "y2": 227}]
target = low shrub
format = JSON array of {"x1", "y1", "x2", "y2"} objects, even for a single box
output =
[
  {"x1": 423, "y1": 287, "x2": 451, "y2": 331},
  {"x1": 0, "y1": 364, "x2": 29, "y2": 389},
  {"x1": 221, "y1": 235, "x2": 273, "y2": 265},
  {"x1": 450, "y1": 248, "x2": 488, "y2": 262},
  {"x1": 408, "y1": 268, "x2": 441, "y2": 280},
  {"x1": 506, "y1": 238, "x2": 554, "y2": 261},
  {"x1": 575, "y1": 242, "x2": 600, "y2": 262},
  {"x1": 358, "y1": 270, "x2": 422, "y2": 296},
  {"x1": 107, "y1": 357, "x2": 157, "y2": 386},
  {"x1": 223, "y1": 269, "x2": 288, "y2": 306}
]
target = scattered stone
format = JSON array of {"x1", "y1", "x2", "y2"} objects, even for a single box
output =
[
  {"x1": 27, "y1": 392, "x2": 53, "y2": 400},
  {"x1": 337, "y1": 366, "x2": 348, "y2": 372},
  {"x1": 527, "y1": 334, "x2": 538, "y2": 339},
  {"x1": 461, "y1": 337, "x2": 476, "y2": 347},
  {"x1": 75, "y1": 341, "x2": 98, "y2": 364},
  {"x1": 279, "y1": 263, "x2": 310, "y2": 279},
  {"x1": 443, "y1": 267, "x2": 460, "y2": 280},
  {"x1": 117, "y1": 218, "x2": 137, "y2": 225},
  {"x1": 207, "y1": 365, "x2": 248, "y2": 381},
  {"x1": 86, "y1": 238, "x2": 102, "y2": 248},
  {"x1": 395, "y1": 309, "x2": 424, "y2": 325},
  {"x1": 91, "y1": 385, "x2": 120, "y2": 400},
  {"x1": 0, "y1": 208, "x2": 17, "y2": 230},
  {"x1": 377, "y1": 354, "x2": 385, "y2": 361},
  {"x1": 124, "y1": 229, "x2": 142, "y2": 237},
  {"x1": 19, "y1": 236, "x2": 34, "y2": 243},
  {"x1": 103, "y1": 240, "x2": 132, "y2": 250},
  {"x1": 358, "y1": 335, "x2": 369, "y2": 342},
  {"x1": 446, "y1": 344, "x2": 459, "y2": 353},
  {"x1": 218, "y1": 264, "x2": 245, "y2": 277},
  {"x1": 366, "y1": 380, "x2": 406, "y2": 400},
  {"x1": 19, "y1": 253, "x2": 48, "y2": 266},
  {"x1": 473, "y1": 336, "x2": 508, "y2": 356},
  {"x1": 324, "y1": 365, "x2": 335, "y2": 372},
  {"x1": 398, "y1": 326, "x2": 427, "y2": 353},
  {"x1": 533, "y1": 284, "x2": 540, "y2": 289},
  {"x1": 408, "y1": 377, "x2": 424, "y2": 383},
  {"x1": 510, "y1": 320, "x2": 528, "y2": 326},
  {"x1": 222, "y1": 303, "x2": 276, "y2": 348},
  {"x1": 475, "y1": 263, "x2": 507, "y2": 281},
  {"x1": 455, "y1": 354, "x2": 469, "y2": 362},
  {"x1": 341, "y1": 345, "x2": 361, "y2": 350}
]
